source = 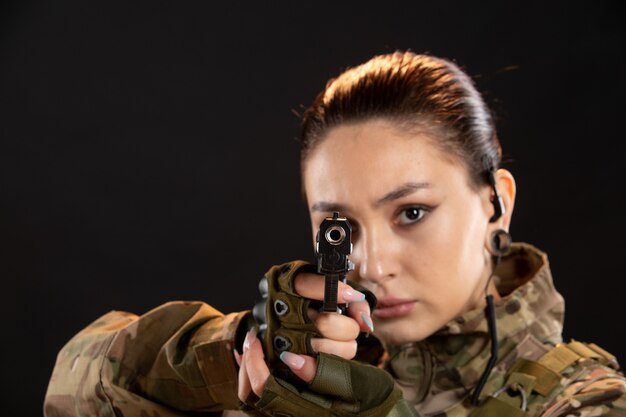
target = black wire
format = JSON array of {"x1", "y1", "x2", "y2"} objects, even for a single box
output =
[{"x1": 470, "y1": 293, "x2": 498, "y2": 405}]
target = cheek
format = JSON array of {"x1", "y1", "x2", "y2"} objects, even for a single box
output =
[
  {"x1": 446, "y1": 232, "x2": 485, "y2": 287},
  {"x1": 410, "y1": 201, "x2": 487, "y2": 293},
  {"x1": 309, "y1": 222, "x2": 318, "y2": 248}
]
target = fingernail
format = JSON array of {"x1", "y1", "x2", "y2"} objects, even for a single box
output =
[
  {"x1": 361, "y1": 313, "x2": 374, "y2": 332},
  {"x1": 233, "y1": 349, "x2": 242, "y2": 366},
  {"x1": 279, "y1": 351, "x2": 305, "y2": 370},
  {"x1": 243, "y1": 328, "x2": 257, "y2": 352},
  {"x1": 343, "y1": 288, "x2": 366, "y2": 302}
]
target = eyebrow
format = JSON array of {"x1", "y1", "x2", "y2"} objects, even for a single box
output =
[
  {"x1": 311, "y1": 201, "x2": 349, "y2": 212},
  {"x1": 310, "y1": 182, "x2": 431, "y2": 212},
  {"x1": 374, "y1": 182, "x2": 431, "y2": 207}
]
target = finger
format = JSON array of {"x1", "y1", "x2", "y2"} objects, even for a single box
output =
[
  {"x1": 312, "y1": 312, "x2": 360, "y2": 341},
  {"x1": 311, "y1": 338, "x2": 358, "y2": 359},
  {"x1": 237, "y1": 352, "x2": 251, "y2": 401},
  {"x1": 243, "y1": 330, "x2": 270, "y2": 397},
  {"x1": 346, "y1": 299, "x2": 374, "y2": 333},
  {"x1": 308, "y1": 297, "x2": 373, "y2": 333},
  {"x1": 233, "y1": 349, "x2": 242, "y2": 367},
  {"x1": 279, "y1": 352, "x2": 317, "y2": 384},
  {"x1": 294, "y1": 273, "x2": 367, "y2": 303}
]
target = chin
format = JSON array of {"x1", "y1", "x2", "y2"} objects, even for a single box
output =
[{"x1": 374, "y1": 318, "x2": 431, "y2": 346}]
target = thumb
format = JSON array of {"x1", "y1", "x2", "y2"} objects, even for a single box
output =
[{"x1": 279, "y1": 352, "x2": 317, "y2": 383}]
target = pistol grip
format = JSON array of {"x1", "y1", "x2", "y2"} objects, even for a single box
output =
[{"x1": 321, "y1": 274, "x2": 347, "y2": 314}]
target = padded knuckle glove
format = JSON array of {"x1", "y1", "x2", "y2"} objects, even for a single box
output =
[
  {"x1": 241, "y1": 352, "x2": 417, "y2": 417},
  {"x1": 246, "y1": 261, "x2": 414, "y2": 416},
  {"x1": 252, "y1": 261, "x2": 378, "y2": 369},
  {"x1": 253, "y1": 261, "x2": 320, "y2": 368}
]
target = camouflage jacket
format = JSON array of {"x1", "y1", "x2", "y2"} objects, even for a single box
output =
[
  {"x1": 384, "y1": 243, "x2": 626, "y2": 416},
  {"x1": 45, "y1": 243, "x2": 626, "y2": 417}
]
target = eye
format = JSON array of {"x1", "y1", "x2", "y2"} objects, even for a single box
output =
[{"x1": 396, "y1": 206, "x2": 428, "y2": 226}]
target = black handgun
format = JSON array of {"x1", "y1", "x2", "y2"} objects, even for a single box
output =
[{"x1": 316, "y1": 211, "x2": 354, "y2": 313}]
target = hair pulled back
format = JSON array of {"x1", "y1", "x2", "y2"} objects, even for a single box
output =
[{"x1": 300, "y1": 52, "x2": 502, "y2": 189}]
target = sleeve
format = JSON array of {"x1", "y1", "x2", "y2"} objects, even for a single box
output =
[
  {"x1": 559, "y1": 378, "x2": 626, "y2": 416},
  {"x1": 44, "y1": 301, "x2": 253, "y2": 417},
  {"x1": 544, "y1": 372, "x2": 626, "y2": 416}
]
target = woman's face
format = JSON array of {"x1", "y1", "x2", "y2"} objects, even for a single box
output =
[{"x1": 304, "y1": 119, "x2": 500, "y2": 345}]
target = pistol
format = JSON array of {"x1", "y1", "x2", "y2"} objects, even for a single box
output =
[
  {"x1": 248, "y1": 211, "x2": 355, "y2": 372},
  {"x1": 316, "y1": 211, "x2": 354, "y2": 313}
]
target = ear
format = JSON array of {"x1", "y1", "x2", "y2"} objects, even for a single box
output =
[
  {"x1": 482, "y1": 168, "x2": 516, "y2": 255},
  {"x1": 493, "y1": 168, "x2": 516, "y2": 231}
]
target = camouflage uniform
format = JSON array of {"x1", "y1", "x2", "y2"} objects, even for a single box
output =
[
  {"x1": 384, "y1": 243, "x2": 626, "y2": 416},
  {"x1": 45, "y1": 243, "x2": 626, "y2": 416}
]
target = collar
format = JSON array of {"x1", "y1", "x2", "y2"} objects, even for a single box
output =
[{"x1": 384, "y1": 243, "x2": 565, "y2": 411}]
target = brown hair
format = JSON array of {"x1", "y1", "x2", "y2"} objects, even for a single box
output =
[{"x1": 300, "y1": 51, "x2": 502, "y2": 189}]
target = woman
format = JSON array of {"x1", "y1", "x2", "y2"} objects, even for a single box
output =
[{"x1": 45, "y1": 52, "x2": 626, "y2": 417}]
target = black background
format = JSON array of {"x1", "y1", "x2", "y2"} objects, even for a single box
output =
[{"x1": 1, "y1": 1, "x2": 625, "y2": 415}]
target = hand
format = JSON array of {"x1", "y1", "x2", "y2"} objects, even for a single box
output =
[
  {"x1": 235, "y1": 329, "x2": 406, "y2": 417},
  {"x1": 295, "y1": 271, "x2": 374, "y2": 357},
  {"x1": 236, "y1": 327, "x2": 313, "y2": 401},
  {"x1": 237, "y1": 276, "x2": 373, "y2": 400}
]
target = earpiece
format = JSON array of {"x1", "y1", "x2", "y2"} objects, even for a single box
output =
[
  {"x1": 482, "y1": 155, "x2": 505, "y2": 223},
  {"x1": 490, "y1": 194, "x2": 505, "y2": 223},
  {"x1": 490, "y1": 229, "x2": 512, "y2": 257},
  {"x1": 473, "y1": 156, "x2": 509, "y2": 405}
]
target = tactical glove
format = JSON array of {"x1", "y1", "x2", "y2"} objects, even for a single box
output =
[
  {"x1": 243, "y1": 261, "x2": 418, "y2": 417},
  {"x1": 252, "y1": 260, "x2": 319, "y2": 368},
  {"x1": 251, "y1": 260, "x2": 377, "y2": 368},
  {"x1": 240, "y1": 352, "x2": 420, "y2": 417}
]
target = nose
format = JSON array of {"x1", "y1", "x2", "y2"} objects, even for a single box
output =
[{"x1": 352, "y1": 225, "x2": 398, "y2": 285}]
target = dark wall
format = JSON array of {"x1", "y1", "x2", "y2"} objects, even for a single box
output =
[{"x1": 1, "y1": 1, "x2": 624, "y2": 415}]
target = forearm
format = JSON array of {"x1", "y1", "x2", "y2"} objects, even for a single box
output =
[{"x1": 44, "y1": 301, "x2": 251, "y2": 417}]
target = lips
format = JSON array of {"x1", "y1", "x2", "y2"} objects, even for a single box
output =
[{"x1": 374, "y1": 296, "x2": 416, "y2": 319}]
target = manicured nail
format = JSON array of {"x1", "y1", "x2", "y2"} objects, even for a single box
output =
[
  {"x1": 280, "y1": 351, "x2": 305, "y2": 370},
  {"x1": 342, "y1": 288, "x2": 366, "y2": 302},
  {"x1": 233, "y1": 349, "x2": 242, "y2": 366},
  {"x1": 243, "y1": 328, "x2": 257, "y2": 352},
  {"x1": 361, "y1": 313, "x2": 374, "y2": 332}
]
